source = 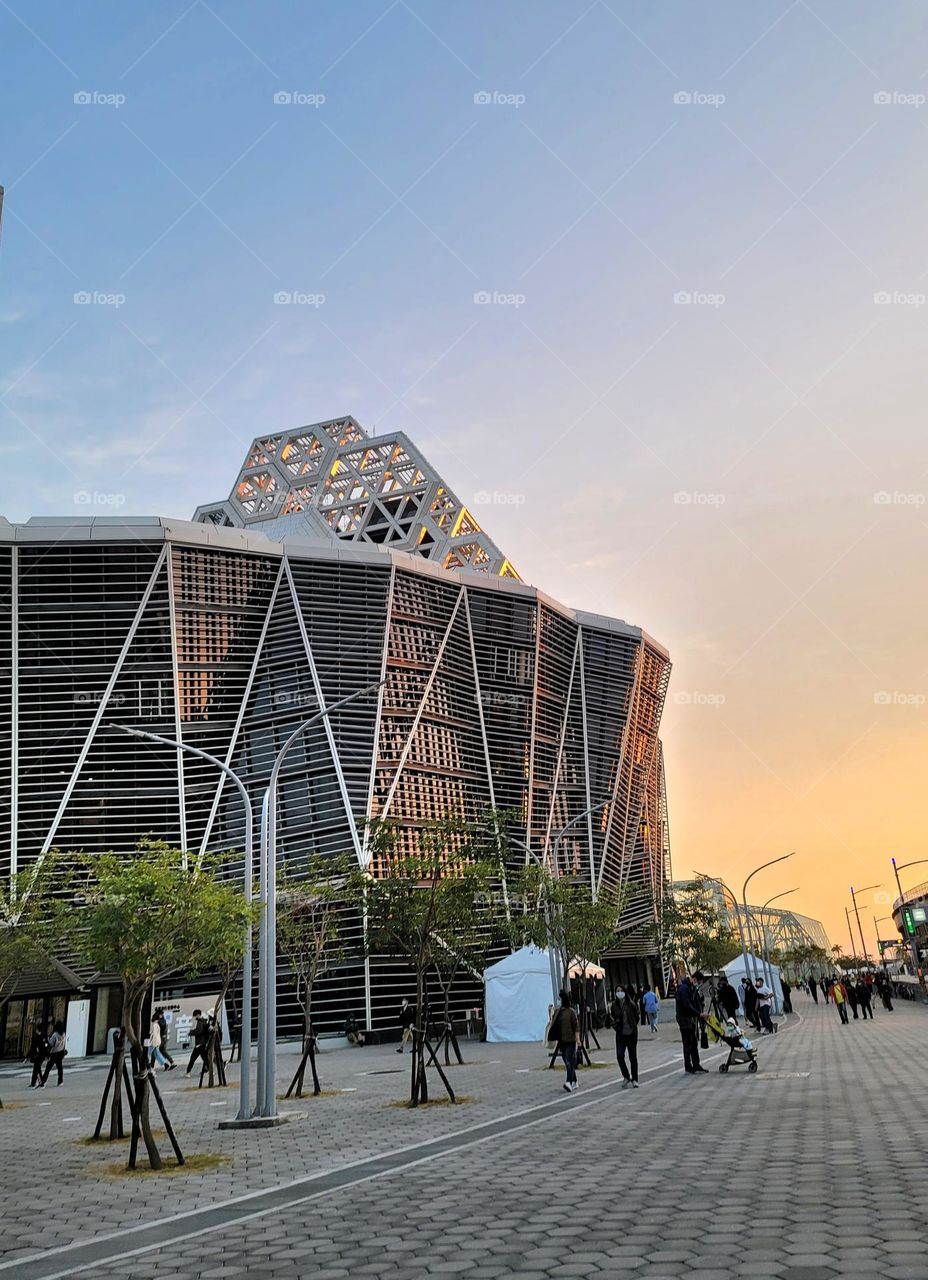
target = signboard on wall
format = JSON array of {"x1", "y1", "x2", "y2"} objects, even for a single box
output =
[{"x1": 154, "y1": 995, "x2": 223, "y2": 1051}]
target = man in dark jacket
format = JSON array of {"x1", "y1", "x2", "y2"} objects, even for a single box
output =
[
  {"x1": 185, "y1": 1010, "x2": 210, "y2": 1075},
  {"x1": 610, "y1": 986, "x2": 640, "y2": 1088},
  {"x1": 717, "y1": 976, "x2": 740, "y2": 1020},
  {"x1": 807, "y1": 975, "x2": 818, "y2": 1003},
  {"x1": 675, "y1": 974, "x2": 707, "y2": 1074},
  {"x1": 742, "y1": 978, "x2": 759, "y2": 1029},
  {"x1": 856, "y1": 977, "x2": 874, "y2": 1020},
  {"x1": 27, "y1": 1023, "x2": 50, "y2": 1088}
]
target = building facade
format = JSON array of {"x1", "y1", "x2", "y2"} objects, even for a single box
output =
[{"x1": 0, "y1": 419, "x2": 672, "y2": 1052}]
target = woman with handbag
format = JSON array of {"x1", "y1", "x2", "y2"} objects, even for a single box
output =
[
  {"x1": 547, "y1": 992, "x2": 581, "y2": 1092},
  {"x1": 39, "y1": 1021, "x2": 67, "y2": 1087}
]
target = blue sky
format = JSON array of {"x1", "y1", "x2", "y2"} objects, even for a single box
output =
[{"x1": 4, "y1": 2, "x2": 928, "y2": 942}]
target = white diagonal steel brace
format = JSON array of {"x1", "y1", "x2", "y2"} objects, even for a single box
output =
[
  {"x1": 165, "y1": 542, "x2": 187, "y2": 857},
  {"x1": 38, "y1": 544, "x2": 170, "y2": 858},
  {"x1": 541, "y1": 629, "x2": 580, "y2": 862},
  {"x1": 361, "y1": 562, "x2": 395, "y2": 867},
  {"x1": 195, "y1": 556, "x2": 286, "y2": 867},
  {"x1": 379, "y1": 586, "x2": 464, "y2": 822},
  {"x1": 463, "y1": 589, "x2": 496, "y2": 814},
  {"x1": 284, "y1": 556, "x2": 363, "y2": 863}
]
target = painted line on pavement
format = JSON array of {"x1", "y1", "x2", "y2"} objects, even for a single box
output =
[{"x1": 1, "y1": 1012, "x2": 803, "y2": 1280}]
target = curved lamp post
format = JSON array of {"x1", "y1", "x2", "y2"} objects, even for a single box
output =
[
  {"x1": 254, "y1": 679, "x2": 385, "y2": 1120},
  {"x1": 890, "y1": 857, "x2": 928, "y2": 998},
  {"x1": 694, "y1": 870, "x2": 752, "y2": 994},
  {"x1": 111, "y1": 724, "x2": 256, "y2": 1123},
  {"x1": 742, "y1": 853, "x2": 795, "y2": 980},
  {"x1": 757, "y1": 887, "x2": 798, "y2": 1014},
  {"x1": 849, "y1": 884, "x2": 880, "y2": 964}
]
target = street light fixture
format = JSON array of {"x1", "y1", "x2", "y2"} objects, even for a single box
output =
[
  {"x1": 693, "y1": 871, "x2": 752, "y2": 994},
  {"x1": 758, "y1": 887, "x2": 798, "y2": 1014},
  {"x1": 890, "y1": 857, "x2": 928, "y2": 998},
  {"x1": 849, "y1": 884, "x2": 880, "y2": 964},
  {"x1": 742, "y1": 853, "x2": 796, "y2": 980},
  {"x1": 112, "y1": 724, "x2": 256, "y2": 1124},
  {"x1": 254, "y1": 679, "x2": 385, "y2": 1121},
  {"x1": 873, "y1": 915, "x2": 895, "y2": 975}
]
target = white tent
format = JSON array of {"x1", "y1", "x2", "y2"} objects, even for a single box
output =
[
  {"x1": 484, "y1": 946, "x2": 555, "y2": 1043},
  {"x1": 722, "y1": 953, "x2": 784, "y2": 1010}
]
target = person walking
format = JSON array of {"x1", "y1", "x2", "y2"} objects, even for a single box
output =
[
  {"x1": 717, "y1": 975, "x2": 740, "y2": 1022},
  {"x1": 154, "y1": 1009, "x2": 176, "y2": 1068},
  {"x1": 148, "y1": 1015, "x2": 174, "y2": 1070},
  {"x1": 807, "y1": 975, "x2": 819, "y2": 1004},
  {"x1": 185, "y1": 1009, "x2": 210, "y2": 1075},
  {"x1": 754, "y1": 978, "x2": 775, "y2": 1034},
  {"x1": 833, "y1": 979, "x2": 849, "y2": 1025},
  {"x1": 781, "y1": 980, "x2": 793, "y2": 1014},
  {"x1": 675, "y1": 973, "x2": 707, "y2": 1075},
  {"x1": 395, "y1": 998, "x2": 415, "y2": 1054},
  {"x1": 26, "y1": 1022, "x2": 49, "y2": 1088},
  {"x1": 877, "y1": 973, "x2": 894, "y2": 1011},
  {"x1": 856, "y1": 977, "x2": 874, "y2": 1020},
  {"x1": 547, "y1": 991, "x2": 581, "y2": 1092},
  {"x1": 39, "y1": 1021, "x2": 67, "y2": 1086},
  {"x1": 742, "y1": 977, "x2": 760, "y2": 1030},
  {"x1": 845, "y1": 979, "x2": 859, "y2": 1020},
  {"x1": 610, "y1": 985, "x2": 640, "y2": 1088},
  {"x1": 643, "y1": 985, "x2": 660, "y2": 1033}
]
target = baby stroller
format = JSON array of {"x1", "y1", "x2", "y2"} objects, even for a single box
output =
[{"x1": 705, "y1": 1013, "x2": 758, "y2": 1073}]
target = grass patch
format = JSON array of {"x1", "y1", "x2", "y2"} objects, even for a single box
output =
[
  {"x1": 277, "y1": 1089, "x2": 340, "y2": 1100},
  {"x1": 387, "y1": 1094, "x2": 475, "y2": 1109},
  {"x1": 99, "y1": 1152, "x2": 230, "y2": 1177}
]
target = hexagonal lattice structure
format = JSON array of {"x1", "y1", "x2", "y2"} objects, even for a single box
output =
[{"x1": 194, "y1": 416, "x2": 520, "y2": 580}]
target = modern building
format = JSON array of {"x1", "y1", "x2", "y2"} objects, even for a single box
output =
[
  {"x1": 0, "y1": 417, "x2": 672, "y2": 1054},
  {"x1": 671, "y1": 878, "x2": 830, "y2": 960}
]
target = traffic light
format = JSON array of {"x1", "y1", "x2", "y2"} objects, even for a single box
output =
[{"x1": 904, "y1": 909, "x2": 916, "y2": 937}]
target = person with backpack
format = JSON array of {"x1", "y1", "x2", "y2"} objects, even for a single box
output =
[
  {"x1": 185, "y1": 1009, "x2": 211, "y2": 1074},
  {"x1": 40, "y1": 1021, "x2": 67, "y2": 1086},
  {"x1": 148, "y1": 1015, "x2": 175, "y2": 1070},
  {"x1": 26, "y1": 1022, "x2": 50, "y2": 1088},
  {"x1": 610, "y1": 986, "x2": 640, "y2": 1088},
  {"x1": 547, "y1": 991, "x2": 581, "y2": 1092}
]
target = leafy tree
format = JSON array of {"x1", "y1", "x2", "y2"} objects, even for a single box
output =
[
  {"x1": 656, "y1": 880, "x2": 740, "y2": 976},
  {"x1": 59, "y1": 841, "x2": 254, "y2": 1170},
  {"x1": 365, "y1": 818, "x2": 499, "y2": 1106},
  {"x1": 278, "y1": 854, "x2": 362, "y2": 1097}
]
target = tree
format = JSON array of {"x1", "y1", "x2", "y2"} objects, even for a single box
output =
[
  {"x1": 656, "y1": 880, "x2": 740, "y2": 976},
  {"x1": 0, "y1": 862, "x2": 57, "y2": 1110},
  {"x1": 278, "y1": 854, "x2": 362, "y2": 1098},
  {"x1": 365, "y1": 818, "x2": 499, "y2": 1106},
  {"x1": 59, "y1": 841, "x2": 254, "y2": 1170},
  {"x1": 508, "y1": 866, "x2": 628, "y2": 1060}
]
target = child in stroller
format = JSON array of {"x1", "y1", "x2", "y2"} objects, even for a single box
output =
[{"x1": 705, "y1": 1013, "x2": 758, "y2": 1073}]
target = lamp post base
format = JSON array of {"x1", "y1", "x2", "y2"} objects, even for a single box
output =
[{"x1": 218, "y1": 1113, "x2": 301, "y2": 1130}]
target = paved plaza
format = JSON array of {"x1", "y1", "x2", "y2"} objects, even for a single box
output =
[{"x1": 1, "y1": 995, "x2": 927, "y2": 1279}]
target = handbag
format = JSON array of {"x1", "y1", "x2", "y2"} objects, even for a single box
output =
[{"x1": 699, "y1": 1023, "x2": 709, "y2": 1050}]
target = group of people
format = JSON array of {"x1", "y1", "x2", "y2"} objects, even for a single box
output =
[
  {"x1": 816, "y1": 971, "x2": 890, "y2": 1022},
  {"x1": 26, "y1": 1021, "x2": 68, "y2": 1087}
]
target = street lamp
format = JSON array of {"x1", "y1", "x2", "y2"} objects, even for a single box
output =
[
  {"x1": 254, "y1": 679, "x2": 385, "y2": 1120},
  {"x1": 758, "y1": 888, "x2": 798, "y2": 1014},
  {"x1": 844, "y1": 908, "x2": 857, "y2": 967},
  {"x1": 890, "y1": 857, "x2": 928, "y2": 997},
  {"x1": 742, "y1": 853, "x2": 796, "y2": 980},
  {"x1": 694, "y1": 870, "x2": 752, "y2": 995},
  {"x1": 111, "y1": 725, "x2": 256, "y2": 1124},
  {"x1": 849, "y1": 884, "x2": 880, "y2": 964},
  {"x1": 874, "y1": 915, "x2": 895, "y2": 975},
  {"x1": 549, "y1": 799, "x2": 612, "y2": 881}
]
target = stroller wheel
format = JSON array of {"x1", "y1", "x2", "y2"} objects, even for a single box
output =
[
  {"x1": 748, "y1": 1060, "x2": 758, "y2": 1073},
  {"x1": 718, "y1": 1063, "x2": 729, "y2": 1072}
]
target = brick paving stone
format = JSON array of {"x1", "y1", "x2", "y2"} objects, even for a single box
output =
[{"x1": 7, "y1": 999, "x2": 928, "y2": 1280}]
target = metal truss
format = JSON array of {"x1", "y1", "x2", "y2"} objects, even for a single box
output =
[{"x1": 194, "y1": 416, "x2": 520, "y2": 580}]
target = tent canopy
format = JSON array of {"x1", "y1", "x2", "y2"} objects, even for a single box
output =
[
  {"x1": 567, "y1": 959, "x2": 605, "y2": 979},
  {"x1": 722, "y1": 954, "x2": 784, "y2": 1006},
  {"x1": 484, "y1": 946, "x2": 554, "y2": 1043}
]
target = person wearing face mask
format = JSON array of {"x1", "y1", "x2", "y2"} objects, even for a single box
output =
[{"x1": 609, "y1": 984, "x2": 640, "y2": 1088}]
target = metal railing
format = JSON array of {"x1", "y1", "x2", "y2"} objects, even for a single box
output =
[{"x1": 892, "y1": 880, "x2": 928, "y2": 912}]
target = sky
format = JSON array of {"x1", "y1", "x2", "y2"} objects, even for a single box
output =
[{"x1": 2, "y1": 1, "x2": 928, "y2": 956}]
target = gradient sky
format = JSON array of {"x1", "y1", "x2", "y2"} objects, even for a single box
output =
[{"x1": 3, "y1": 1, "x2": 927, "y2": 955}]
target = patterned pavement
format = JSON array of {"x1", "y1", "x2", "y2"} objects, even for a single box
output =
[{"x1": 1, "y1": 994, "x2": 926, "y2": 1279}]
